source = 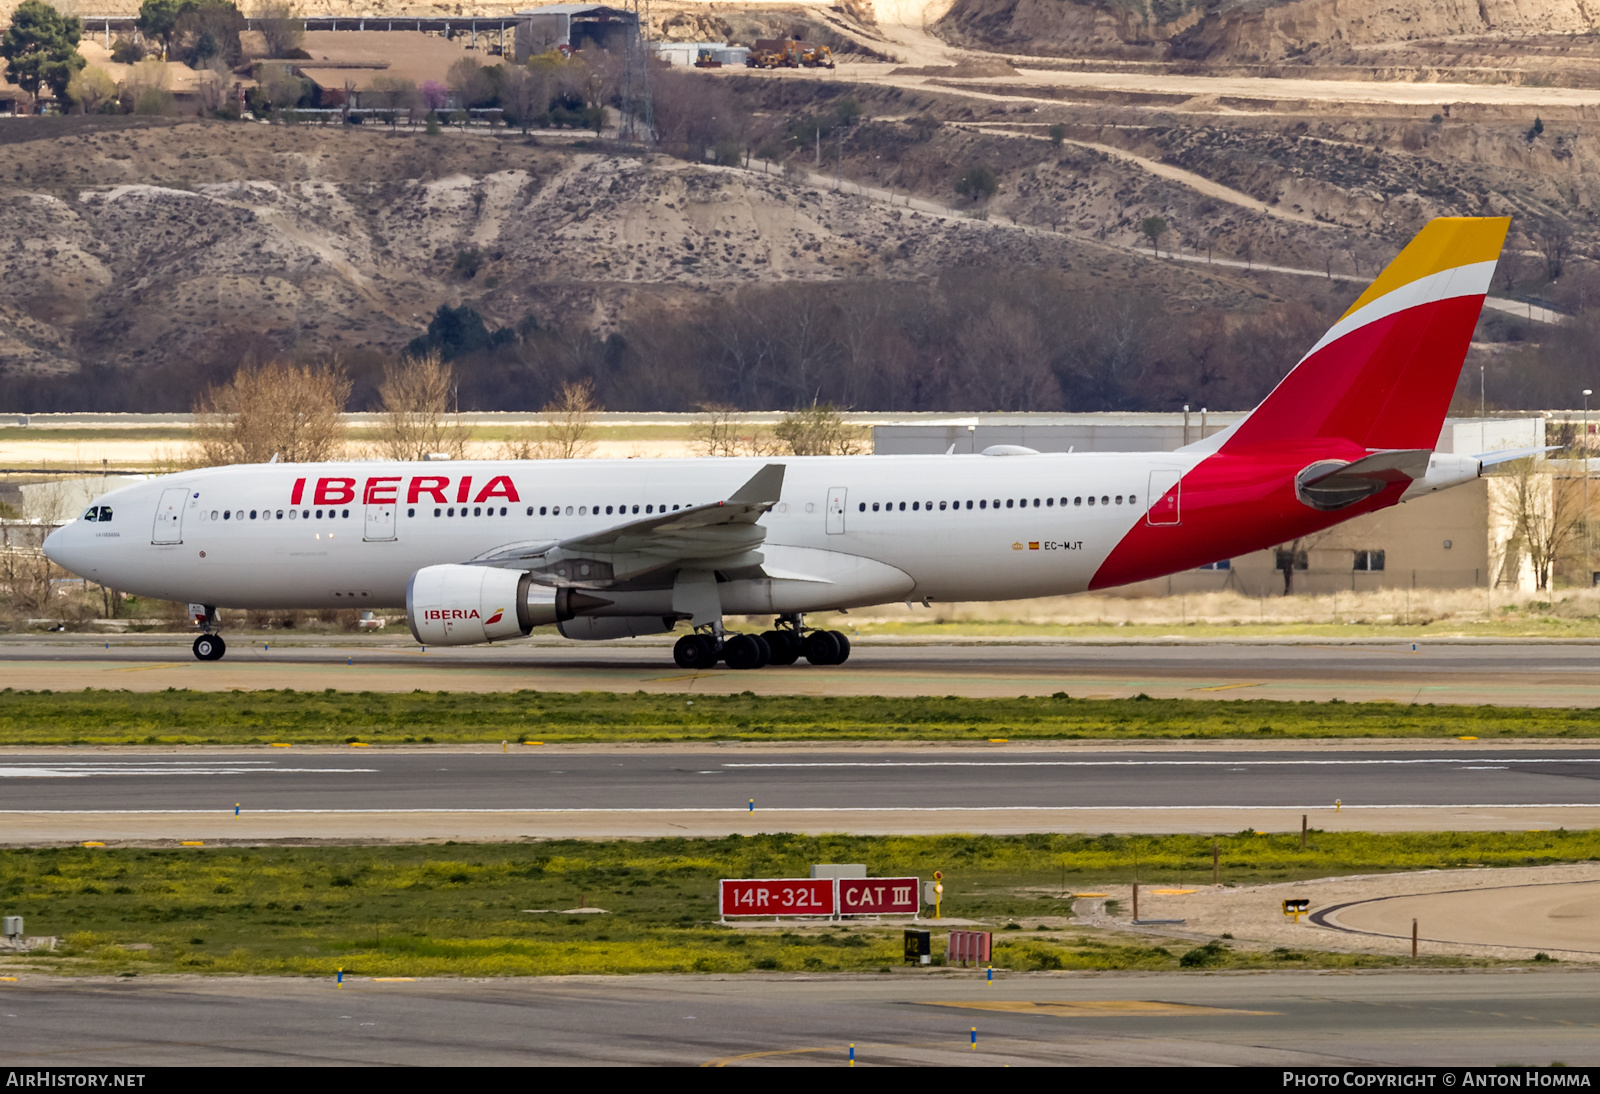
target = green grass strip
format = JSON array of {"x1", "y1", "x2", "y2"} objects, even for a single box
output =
[
  {"x1": 2, "y1": 832, "x2": 1589, "y2": 977},
  {"x1": 1, "y1": 687, "x2": 1598, "y2": 745}
]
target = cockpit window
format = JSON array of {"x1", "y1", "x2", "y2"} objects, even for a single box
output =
[
  {"x1": 99, "y1": 506, "x2": 111, "y2": 522},
  {"x1": 81, "y1": 506, "x2": 112, "y2": 522}
]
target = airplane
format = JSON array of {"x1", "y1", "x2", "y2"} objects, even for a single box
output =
[{"x1": 45, "y1": 216, "x2": 1520, "y2": 669}]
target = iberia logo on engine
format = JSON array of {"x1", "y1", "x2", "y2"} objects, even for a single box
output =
[{"x1": 424, "y1": 609, "x2": 482, "y2": 621}]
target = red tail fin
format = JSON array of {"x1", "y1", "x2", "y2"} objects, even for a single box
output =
[{"x1": 1217, "y1": 217, "x2": 1509, "y2": 453}]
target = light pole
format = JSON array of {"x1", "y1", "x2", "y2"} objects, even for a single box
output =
[{"x1": 1586, "y1": 389, "x2": 1594, "y2": 582}]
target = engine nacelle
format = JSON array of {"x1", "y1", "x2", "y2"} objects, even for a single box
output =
[
  {"x1": 407, "y1": 564, "x2": 574, "y2": 646},
  {"x1": 558, "y1": 616, "x2": 677, "y2": 641}
]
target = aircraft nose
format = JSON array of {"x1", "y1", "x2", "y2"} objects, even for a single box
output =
[{"x1": 43, "y1": 522, "x2": 83, "y2": 574}]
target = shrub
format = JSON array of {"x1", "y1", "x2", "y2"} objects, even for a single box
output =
[
  {"x1": 954, "y1": 164, "x2": 998, "y2": 203},
  {"x1": 1179, "y1": 940, "x2": 1228, "y2": 968}
]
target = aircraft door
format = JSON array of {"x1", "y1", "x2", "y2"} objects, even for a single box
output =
[
  {"x1": 826, "y1": 487, "x2": 847, "y2": 534},
  {"x1": 1146, "y1": 470, "x2": 1182, "y2": 526},
  {"x1": 151, "y1": 487, "x2": 189, "y2": 544},
  {"x1": 364, "y1": 502, "x2": 397, "y2": 542}
]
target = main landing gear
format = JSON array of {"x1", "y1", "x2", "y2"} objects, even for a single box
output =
[
  {"x1": 191, "y1": 604, "x2": 226, "y2": 661},
  {"x1": 671, "y1": 615, "x2": 851, "y2": 670}
]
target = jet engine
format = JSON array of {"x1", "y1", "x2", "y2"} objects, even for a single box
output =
[{"x1": 406, "y1": 564, "x2": 596, "y2": 646}]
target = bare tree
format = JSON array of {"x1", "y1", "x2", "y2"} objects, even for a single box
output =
[
  {"x1": 505, "y1": 379, "x2": 601, "y2": 459},
  {"x1": 1533, "y1": 219, "x2": 1573, "y2": 282},
  {"x1": 374, "y1": 351, "x2": 470, "y2": 461},
  {"x1": 254, "y1": 1, "x2": 305, "y2": 58},
  {"x1": 691, "y1": 403, "x2": 747, "y2": 457},
  {"x1": 773, "y1": 403, "x2": 866, "y2": 456},
  {"x1": 191, "y1": 362, "x2": 350, "y2": 466},
  {"x1": 1492, "y1": 456, "x2": 1582, "y2": 591}
]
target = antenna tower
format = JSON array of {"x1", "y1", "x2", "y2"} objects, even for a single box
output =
[{"x1": 619, "y1": 0, "x2": 654, "y2": 143}]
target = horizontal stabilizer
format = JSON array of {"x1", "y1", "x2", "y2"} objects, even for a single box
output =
[
  {"x1": 1296, "y1": 449, "x2": 1431, "y2": 511},
  {"x1": 1476, "y1": 445, "x2": 1560, "y2": 468}
]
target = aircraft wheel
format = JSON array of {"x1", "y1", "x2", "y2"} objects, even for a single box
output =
[
  {"x1": 193, "y1": 634, "x2": 226, "y2": 662},
  {"x1": 762, "y1": 630, "x2": 800, "y2": 666},
  {"x1": 827, "y1": 630, "x2": 851, "y2": 664},
  {"x1": 724, "y1": 633, "x2": 766, "y2": 670},
  {"x1": 673, "y1": 634, "x2": 717, "y2": 670},
  {"x1": 802, "y1": 629, "x2": 841, "y2": 666}
]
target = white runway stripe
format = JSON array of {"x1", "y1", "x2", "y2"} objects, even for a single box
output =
[
  {"x1": 0, "y1": 765, "x2": 377, "y2": 778},
  {"x1": 720, "y1": 758, "x2": 1600, "y2": 769},
  {"x1": 7, "y1": 804, "x2": 1600, "y2": 814}
]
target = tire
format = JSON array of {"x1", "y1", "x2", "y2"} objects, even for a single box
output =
[
  {"x1": 762, "y1": 630, "x2": 800, "y2": 666},
  {"x1": 193, "y1": 635, "x2": 225, "y2": 662},
  {"x1": 724, "y1": 633, "x2": 764, "y2": 670},
  {"x1": 803, "y1": 629, "x2": 841, "y2": 666},
  {"x1": 673, "y1": 634, "x2": 716, "y2": 670},
  {"x1": 827, "y1": 630, "x2": 851, "y2": 664},
  {"x1": 751, "y1": 635, "x2": 772, "y2": 668}
]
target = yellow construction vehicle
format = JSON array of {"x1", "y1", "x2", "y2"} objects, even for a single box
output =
[{"x1": 797, "y1": 42, "x2": 835, "y2": 69}]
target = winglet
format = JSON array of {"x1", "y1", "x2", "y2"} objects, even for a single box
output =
[{"x1": 727, "y1": 463, "x2": 786, "y2": 507}]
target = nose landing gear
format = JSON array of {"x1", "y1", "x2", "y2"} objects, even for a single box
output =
[
  {"x1": 190, "y1": 604, "x2": 226, "y2": 661},
  {"x1": 193, "y1": 633, "x2": 227, "y2": 661}
]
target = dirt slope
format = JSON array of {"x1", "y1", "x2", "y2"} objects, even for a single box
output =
[{"x1": 0, "y1": 119, "x2": 1240, "y2": 376}]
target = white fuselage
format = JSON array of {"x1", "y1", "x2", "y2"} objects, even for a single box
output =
[{"x1": 44, "y1": 453, "x2": 1200, "y2": 612}]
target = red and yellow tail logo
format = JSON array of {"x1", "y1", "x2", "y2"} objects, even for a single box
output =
[{"x1": 1223, "y1": 216, "x2": 1510, "y2": 453}]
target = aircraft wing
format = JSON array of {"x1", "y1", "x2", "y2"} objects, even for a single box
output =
[{"x1": 469, "y1": 463, "x2": 786, "y2": 585}]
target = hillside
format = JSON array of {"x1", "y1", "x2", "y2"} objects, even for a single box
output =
[
  {"x1": 0, "y1": 118, "x2": 1257, "y2": 392},
  {"x1": 934, "y1": 0, "x2": 1600, "y2": 64}
]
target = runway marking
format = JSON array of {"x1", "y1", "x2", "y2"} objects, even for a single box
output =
[
  {"x1": 9, "y1": 803, "x2": 1600, "y2": 815},
  {"x1": 0, "y1": 762, "x2": 377, "y2": 778},
  {"x1": 720, "y1": 758, "x2": 1600, "y2": 769},
  {"x1": 1192, "y1": 683, "x2": 1264, "y2": 692},
  {"x1": 925, "y1": 1000, "x2": 1279, "y2": 1018}
]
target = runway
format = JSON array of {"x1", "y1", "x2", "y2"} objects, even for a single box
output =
[
  {"x1": 4, "y1": 636, "x2": 1600, "y2": 705},
  {"x1": 4, "y1": 970, "x2": 1598, "y2": 1066},
  {"x1": 10, "y1": 744, "x2": 1600, "y2": 841}
]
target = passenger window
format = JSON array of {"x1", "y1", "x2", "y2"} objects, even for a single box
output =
[
  {"x1": 1129, "y1": 495, "x2": 1137, "y2": 505},
  {"x1": 289, "y1": 510, "x2": 297, "y2": 520},
  {"x1": 912, "y1": 502, "x2": 920, "y2": 511},
  {"x1": 872, "y1": 503, "x2": 880, "y2": 512},
  {"x1": 859, "y1": 503, "x2": 866, "y2": 512},
  {"x1": 249, "y1": 510, "x2": 257, "y2": 520},
  {"x1": 1101, "y1": 496, "x2": 1109, "y2": 506},
  {"x1": 939, "y1": 501, "x2": 947, "y2": 510},
  {"x1": 211, "y1": 510, "x2": 219, "y2": 520},
  {"x1": 435, "y1": 508, "x2": 442, "y2": 517},
  {"x1": 342, "y1": 509, "x2": 350, "y2": 518},
  {"x1": 566, "y1": 506, "x2": 574, "y2": 515},
  {"x1": 224, "y1": 511, "x2": 231, "y2": 521},
  {"x1": 966, "y1": 500, "x2": 973, "y2": 509},
  {"x1": 1046, "y1": 498, "x2": 1054, "y2": 507},
  {"x1": 407, "y1": 507, "x2": 415, "y2": 517},
  {"x1": 925, "y1": 501, "x2": 933, "y2": 510},
  {"x1": 1087, "y1": 497, "x2": 1096, "y2": 507},
  {"x1": 1115, "y1": 496, "x2": 1123, "y2": 505},
  {"x1": 898, "y1": 502, "x2": 905, "y2": 511},
  {"x1": 979, "y1": 500, "x2": 987, "y2": 509},
  {"x1": 1074, "y1": 498, "x2": 1082, "y2": 507},
  {"x1": 1005, "y1": 499, "x2": 1014, "y2": 509},
  {"x1": 276, "y1": 510, "x2": 284, "y2": 519}
]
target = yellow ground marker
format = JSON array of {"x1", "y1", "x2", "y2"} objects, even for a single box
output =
[
  {"x1": 988, "y1": 738, "x2": 1009, "y2": 743},
  {"x1": 1073, "y1": 892, "x2": 1109, "y2": 898},
  {"x1": 180, "y1": 841, "x2": 204, "y2": 847},
  {"x1": 523, "y1": 741, "x2": 544, "y2": 746},
  {"x1": 0, "y1": 977, "x2": 17, "y2": 982},
  {"x1": 373, "y1": 977, "x2": 417, "y2": 982},
  {"x1": 1148, "y1": 889, "x2": 1197, "y2": 895},
  {"x1": 271, "y1": 743, "x2": 292, "y2": 748},
  {"x1": 927, "y1": 1000, "x2": 1278, "y2": 1018},
  {"x1": 349, "y1": 742, "x2": 370, "y2": 748},
  {"x1": 1458, "y1": 736, "x2": 1479, "y2": 741},
  {"x1": 81, "y1": 841, "x2": 105, "y2": 847}
]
